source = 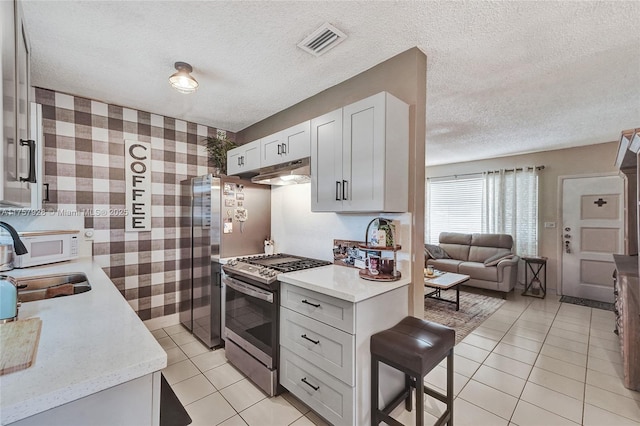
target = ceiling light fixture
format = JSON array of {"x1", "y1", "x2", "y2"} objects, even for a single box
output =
[{"x1": 169, "y1": 61, "x2": 199, "y2": 94}]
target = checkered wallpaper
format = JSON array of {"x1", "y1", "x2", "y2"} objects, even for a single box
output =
[{"x1": 36, "y1": 88, "x2": 235, "y2": 320}]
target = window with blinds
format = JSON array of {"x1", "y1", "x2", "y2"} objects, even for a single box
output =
[{"x1": 426, "y1": 177, "x2": 484, "y2": 244}]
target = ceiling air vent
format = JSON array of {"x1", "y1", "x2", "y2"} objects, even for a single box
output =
[{"x1": 297, "y1": 23, "x2": 347, "y2": 57}]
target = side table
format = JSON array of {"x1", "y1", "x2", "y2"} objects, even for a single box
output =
[{"x1": 522, "y1": 256, "x2": 547, "y2": 298}]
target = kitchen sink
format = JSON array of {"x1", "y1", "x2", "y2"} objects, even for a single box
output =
[{"x1": 17, "y1": 273, "x2": 91, "y2": 302}]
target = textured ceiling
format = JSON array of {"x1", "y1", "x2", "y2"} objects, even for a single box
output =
[{"x1": 21, "y1": 1, "x2": 640, "y2": 166}]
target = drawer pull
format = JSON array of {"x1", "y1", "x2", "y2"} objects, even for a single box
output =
[
  {"x1": 301, "y1": 299, "x2": 321, "y2": 308},
  {"x1": 301, "y1": 334, "x2": 320, "y2": 345},
  {"x1": 301, "y1": 377, "x2": 319, "y2": 391}
]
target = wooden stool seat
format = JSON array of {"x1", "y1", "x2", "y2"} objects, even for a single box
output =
[{"x1": 370, "y1": 316, "x2": 455, "y2": 426}]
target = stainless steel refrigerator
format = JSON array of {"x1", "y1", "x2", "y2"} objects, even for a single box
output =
[{"x1": 180, "y1": 175, "x2": 271, "y2": 348}]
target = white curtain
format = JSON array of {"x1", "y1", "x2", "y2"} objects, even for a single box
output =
[{"x1": 482, "y1": 167, "x2": 538, "y2": 256}]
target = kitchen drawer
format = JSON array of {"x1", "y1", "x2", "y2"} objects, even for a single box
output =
[
  {"x1": 281, "y1": 283, "x2": 354, "y2": 333},
  {"x1": 280, "y1": 346, "x2": 353, "y2": 426},
  {"x1": 280, "y1": 307, "x2": 354, "y2": 385}
]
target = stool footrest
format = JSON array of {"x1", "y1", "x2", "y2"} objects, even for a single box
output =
[{"x1": 423, "y1": 385, "x2": 447, "y2": 404}]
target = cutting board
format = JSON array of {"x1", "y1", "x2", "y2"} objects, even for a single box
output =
[{"x1": 0, "y1": 317, "x2": 42, "y2": 375}]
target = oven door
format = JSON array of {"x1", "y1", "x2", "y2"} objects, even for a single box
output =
[{"x1": 224, "y1": 275, "x2": 277, "y2": 368}]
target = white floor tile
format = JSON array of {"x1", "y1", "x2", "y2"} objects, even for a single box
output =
[
  {"x1": 452, "y1": 398, "x2": 509, "y2": 426},
  {"x1": 280, "y1": 391, "x2": 311, "y2": 415},
  {"x1": 452, "y1": 354, "x2": 481, "y2": 378},
  {"x1": 461, "y1": 333, "x2": 499, "y2": 351},
  {"x1": 511, "y1": 400, "x2": 580, "y2": 426},
  {"x1": 157, "y1": 335, "x2": 177, "y2": 350},
  {"x1": 528, "y1": 366, "x2": 585, "y2": 400},
  {"x1": 164, "y1": 323, "x2": 188, "y2": 336},
  {"x1": 239, "y1": 396, "x2": 305, "y2": 426},
  {"x1": 204, "y1": 362, "x2": 246, "y2": 390},
  {"x1": 458, "y1": 379, "x2": 518, "y2": 420},
  {"x1": 500, "y1": 333, "x2": 543, "y2": 353},
  {"x1": 583, "y1": 403, "x2": 640, "y2": 426},
  {"x1": 191, "y1": 348, "x2": 228, "y2": 372},
  {"x1": 220, "y1": 378, "x2": 267, "y2": 412},
  {"x1": 454, "y1": 342, "x2": 491, "y2": 363},
  {"x1": 180, "y1": 340, "x2": 210, "y2": 358},
  {"x1": 483, "y1": 353, "x2": 533, "y2": 380},
  {"x1": 545, "y1": 334, "x2": 588, "y2": 355},
  {"x1": 479, "y1": 318, "x2": 513, "y2": 333},
  {"x1": 520, "y1": 381, "x2": 583, "y2": 423},
  {"x1": 492, "y1": 342, "x2": 538, "y2": 365},
  {"x1": 165, "y1": 346, "x2": 188, "y2": 365},
  {"x1": 162, "y1": 359, "x2": 200, "y2": 385},
  {"x1": 534, "y1": 354, "x2": 586, "y2": 382},
  {"x1": 424, "y1": 365, "x2": 470, "y2": 396},
  {"x1": 539, "y1": 344, "x2": 587, "y2": 367},
  {"x1": 506, "y1": 327, "x2": 547, "y2": 343},
  {"x1": 588, "y1": 336, "x2": 620, "y2": 352},
  {"x1": 586, "y1": 369, "x2": 640, "y2": 401},
  {"x1": 551, "y1": 320, "x2": 590, "y2": 335},
  {"x1": 586, "y1": 356, "x2": 623, "y2": 377},
  {"x1": 588, "y1": 327, "x2": 619, "y2": 342},
  {"x1": 151, "y1": 328, "x2": 168, "y2": 339},
  {"x1": 218, "y1": 414, "x2": 249, "y2": 426},
  {"x1": 472, "y1": 326, "x2": 507, "y2": 341},
  {"x1": 303, "y1": 410, "x2": 331, "y2": 425},
  {"x1": 512, "y1": 318, "x2": 552, "y2": 332},
  {"x1": 472, "y1": 365, "x2": 526, "y2": 397},
  {"x1": 585, "y1": 384, "x2": 640, "y2": 422},
  {"x1": 548, "y1": 326, "x2": 590, "y2": 344},
  {"x1": 170, "y1": 331, "x2": 197, "y2": 346},
  {"x1": 289, "y1": 416, "x2": 316, "y2": 426},
  {"x1": 171, "y1": 374, "x2": 217, "y2": 405},
  {"x1": 186, "y1": 392, "x2": 236, "y2": 426},
  {"x1": 588, "y1": 345, "x2": 623, "y2": 364}
]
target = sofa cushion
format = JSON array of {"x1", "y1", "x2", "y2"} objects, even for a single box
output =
[
  {"x1": 439, "y1": 232, "x2": 472, "y2": 245},
  {"x1": 439, "y1": 243, "x2": 470, "y2": 261},
  {"x1": 469, "y1": 247, "x2": 511, "y2": 263},
  {"x1": 427, "y1": 259, "x2": 463, "y2": 273},
  {"x1": 424, "y1": 244, "x2": 451, "y2": 260},
  {"x1": 471, "y1": 233, "x2": 513, "y2": 250},
  {"x1": 458, "y1": 262, "x2": 499, "y2": 281},
  {"x1": 484, "y1": 252, "x2": 515, "y2": 266}
]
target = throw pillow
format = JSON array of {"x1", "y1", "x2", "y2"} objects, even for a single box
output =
[
  {"x1": 484, "y1": 252, "x2": 514, "y2": 266},
  {"x1": 424, "y1": 244, "x2": 451, "y2": 260}
]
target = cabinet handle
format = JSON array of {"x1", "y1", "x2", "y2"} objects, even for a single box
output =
[
  {"x1": 19, "y1": 139, "x2": 37, "y2": 183},
  {"x1": 335, "y1": 181, "x2": 341, "y2": 201},
  {"x1": 281, "y1": 143, "x2": 287, "y2": 154},
  {"x1": 301, "y1": 299, "x2": 320, "y2": 308},
  {"x1": 342, "y1": 180, "x2": 348, "y2": 200},
  {"x1": 301, "y1": 377, "x2": 319, "y2": 391},
  {"x1": 277, "y1": 144, "x2": 282, "y2": 155},
  {"x1": 237, "y1": 157, "x2": 241, "y2": 166},
  {"x1": 301, "y1": 334, "x2": 320, "y2": 345},
  {"x1": 43, "y1": 183, "x2": 50, "y2": 202}
]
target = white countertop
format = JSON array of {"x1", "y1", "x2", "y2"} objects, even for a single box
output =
[
  {"x1": 278, "y1": 264, "x2": 410, "y2": 303},
  {"x1": 0, "y1": 259, "x2": 167, "y2": 425}
]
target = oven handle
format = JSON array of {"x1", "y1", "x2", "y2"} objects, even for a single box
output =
[{"x1": 224, "y1": 276, "x2": 274, "y2": 303}]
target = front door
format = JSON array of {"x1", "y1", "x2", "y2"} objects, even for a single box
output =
[{"x1": 561, "y1": 175, "x2": 624, "y2": 303}]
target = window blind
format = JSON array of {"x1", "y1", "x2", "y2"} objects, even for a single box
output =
[{"x1": 426, "y1": 177, "x2": 484, "y2": 244}]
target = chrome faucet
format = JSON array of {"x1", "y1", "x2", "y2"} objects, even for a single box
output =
[{"x1": 0, "y1": 222, "x2": 28, "y2": 255}]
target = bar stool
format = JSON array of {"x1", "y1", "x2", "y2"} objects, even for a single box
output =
[{"x1": 370, "y1": 316, "x2": 455, "y2": 426}]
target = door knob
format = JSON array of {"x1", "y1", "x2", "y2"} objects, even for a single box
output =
[
  {"x1": 565, "y1": 227, "x2": 571, "y2": 231},
  {"x1": 564, "y1": 234, "x2": 571, "y2": 238}
]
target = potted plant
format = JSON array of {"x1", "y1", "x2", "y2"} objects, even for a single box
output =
[{"x1": 203, "y1": 135, "x2": 236, "y2": 176}]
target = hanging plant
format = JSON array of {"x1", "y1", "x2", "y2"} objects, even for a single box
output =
[{"x1": 203, "y1": 136, "x2": 236, "y2": 175}]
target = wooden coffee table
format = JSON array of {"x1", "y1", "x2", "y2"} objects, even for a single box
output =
[{"x1": 424, "y1": 272, "x2": 470, "y2": 311}]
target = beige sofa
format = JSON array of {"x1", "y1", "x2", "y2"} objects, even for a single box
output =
[{"x1": 425, "y1": 232, "x2": 519, "y2": 296}]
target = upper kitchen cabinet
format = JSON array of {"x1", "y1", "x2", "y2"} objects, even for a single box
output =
[
  {"x1": 227, "y1": 139, "x2": 260, "y2": 176},
  {"x1": 1, "y1": 0, "x2": 39, "y2": 209},
  {"x1": 261, "y1": 121, "x2": 311, "y2": 168},
  {"x1": 311, "y1": 92, "x2": 409, "y2": 213}
]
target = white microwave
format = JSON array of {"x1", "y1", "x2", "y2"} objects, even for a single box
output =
[{"x1": 14, "y1": 230, "x2": 79, "y2": 268}]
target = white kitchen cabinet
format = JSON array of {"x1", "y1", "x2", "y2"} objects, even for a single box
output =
[
  {"x1": 279, "y1": 281, "x2": 407, "y2": 425},
  {"x1": 261, "y1": 121, "x2": 311, "y2": 167},
  {"x1": 227, "y1": 139, "x2": 260, "y2": 176},
  {"x1": 311, "y1": 92, "x2": 409, "y2": 213}
]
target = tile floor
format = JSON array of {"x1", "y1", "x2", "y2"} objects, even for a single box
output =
[{"x1": 147, "y1": 292, "x2": 640, "y2": 425}]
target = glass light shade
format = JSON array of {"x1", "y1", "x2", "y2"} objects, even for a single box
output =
[{"x1": 169, "y1": 71, "x2": 198, "y2": 93}]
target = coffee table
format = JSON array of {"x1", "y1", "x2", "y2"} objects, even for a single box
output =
[{"x1": 424, "y1": 272, "x2": 470, "y2": 311}]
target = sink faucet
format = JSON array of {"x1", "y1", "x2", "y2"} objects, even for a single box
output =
[{"x1": 0, "y1": 222, "x2": 28, "y2": 255}]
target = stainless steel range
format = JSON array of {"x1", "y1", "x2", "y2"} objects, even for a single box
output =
[{"x1": 222, "y1": 253, "x2": 331, "y2": 396}]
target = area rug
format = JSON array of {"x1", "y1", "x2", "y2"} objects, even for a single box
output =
[
  {"x1": 424, "y1": 288, "x2": 505, "y2": 344},
  {"x1": 559, "y1": 295, "x2": 614, "y2": 311}
]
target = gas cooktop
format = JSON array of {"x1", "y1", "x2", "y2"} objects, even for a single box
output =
[{"x1": 223, "y1": 253, "x2": 331, "y2": 286}]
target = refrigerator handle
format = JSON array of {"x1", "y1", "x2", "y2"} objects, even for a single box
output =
[{"x1": 19, "y1": 139, "x2": 37, "y2": 183}]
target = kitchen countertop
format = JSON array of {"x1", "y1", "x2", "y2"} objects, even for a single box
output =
[
  {"x1": 279, "y1": 264, "x2": 410, "y2": 303},
  {"x1": 0, "y1": 259, "x2": 167, "y2": 425}
]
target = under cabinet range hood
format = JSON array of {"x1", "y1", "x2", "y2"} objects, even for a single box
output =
[{"x1": 251, "y1": 158, "x2": 311, "y2": 186}]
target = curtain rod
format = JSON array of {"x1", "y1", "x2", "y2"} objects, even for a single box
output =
[{"x1": 427, "y1": 165, "x2": 545, "y2": 180}]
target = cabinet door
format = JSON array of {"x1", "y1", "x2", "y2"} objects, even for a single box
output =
[
  {"x1": 1, "y1": 0, "x2": 18, "y2": 206},
  {"x1": 15, "y1": 13, "x2": 32, "y2": 202},
  {"x1": 282, "y1": 121, "x2": 310, "y2": 162},
  {"x1": 342, "y1": 93, "x2": 386, "y2": 212},
  {"x1": 260, "y1": 131, "x2": 283, "y2": 167},
  {"x1": 311, "y1": 109, "x2": 343, "y2": 212},
  {"x1": 227, "y1": 140, "x2": 260, "y2": 175}
]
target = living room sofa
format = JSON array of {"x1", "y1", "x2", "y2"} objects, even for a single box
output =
[{"x1": 425, "y1": 232, "x2": 519, "y2": 296}]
